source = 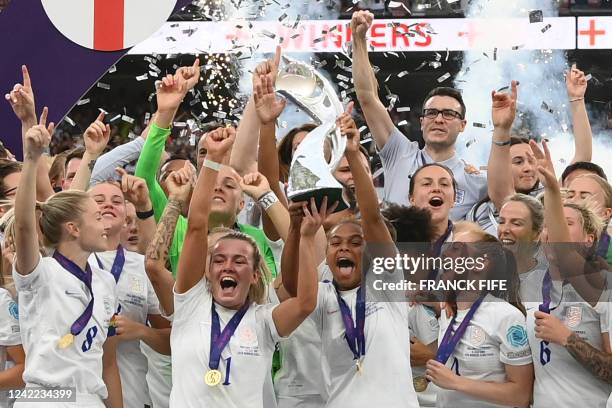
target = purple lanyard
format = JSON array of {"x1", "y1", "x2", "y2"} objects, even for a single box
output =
[
  {"x1": 597, "y1": 231, "x2": 610, "y2": 259},
  {"x1": 209, "y1": 302, "x2": 249, "y2": 370},
  {"x1": 334, "y1": 283, "x2": 366, "y2": 361},
  {"x1": 52, "y1": 251, "x2": 94, "y2": 337},
  {"x1": 435, "y1": 295, "x2": 484, "y2": 364},
  {"x1": 94, "y1": 245, "x2": 125, "y2": 283},
  {"x1": 539, "y1": 269, "x2": 552, "y2": 314},
  {"x1": 427, "y1": 221, "x2": 453, "y2": 280}
]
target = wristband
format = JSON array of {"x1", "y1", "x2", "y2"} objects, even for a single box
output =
[
  {"x1": 569, "y1": 97, "x2": 584, "y2": 103},
  {"x1": 136, "y1": 208, "x2": 155, "y2": 220},
  {"x1": 492, "y1": 139, "x2": 511, "y2": 146},
  {"x1": 257, "y1": 191, "x2": 279, "y2": 211},
  {"x1": 204, "y1": 159, "x2": 222, "y2": 171}
]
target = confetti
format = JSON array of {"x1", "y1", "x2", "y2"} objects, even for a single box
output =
[
  {"x1": 512, "y1": 44, "x2": 525, "y2": 50},
  {"x1": 529, "y1": 10, "x2": 543, "y2": 23},
  {"x1": 278, "y1": 13, "x2": 287, "y2": 21},
  {"x1": 541, "y1": 24, "x2": 551, "y2": 33},
  {"x1": 437, "y1": 72, "x2": 451, "y2": 83},
  {"x1": 108, "y1": 65, "x2": 117, "y2": 73},
  {"x1": 173, "y1": 122, "x2": 187, "y2": 128},
  {"x1": 397, "y1": 71, "x2": 409, "y2": 78},
  {"x1": 262, "y1": 30, "x2": 276, "y2": 39},
  {"x1": 388, "y1": 0, "x2": 403, "y2": 7},
  {"x1": 337, "y1": 74, "x2": 350, "y2": 82},
  {"x1": 64, "y1": 116, "x2": 75, "y2": 126},
  {"x1": 213, "y1": 111, "x2": 227, "y2": 119},
  {"x1": 541, "y1": 101, "x2": 554, "y2": 114},
  {"x1": 110, "y1": 114, "x2": 121, "y2": 123},
  {"x1": 76, "y1": 98, "x2": 90, "y2": 106},
  {"x1": 493, "y1": 48, "x2": 497, "y2": 61},
  {"x1": 144, "y1": 112, "x2": 151, "y2": 125},
  {"x1": 121, "y1": 115, "x2": 135, "y2": 124},
  {"x1": 585, "y1": 74, "x2": 592, "y2": 81},
  {"x1": 136, "y1": 74, "x2": 149, "y2": 81},
  {"x1": 397, "y1": 107, "x2": 411, "y2": 112},
  {"x1": 429, "y1": 61, "x2": 442, "y2": 69},
  {"x1": 148, "y1": 71, "x2": 159, "y2": 78},
  {"x1": 473, "y1": 122, "x2": 487, "y2": 128},
  {"x1": 166, "y1": 36, "x2": 177, "y2": 42},
  {"x1": 97, "y1": 82, "x2": 110, "y2": 90},
  {"x1": 466, "y1": 138, "x2": 477, "y2": 148},
  {"x1": 360, "y1": 137, "x2": 373, "y2": 144},
  {"x1": 397, "y1": 120, "x2": 408, "y2": 126},
  {"x1": 358, "y1": 126, "x2": 368, "y2": 133}
]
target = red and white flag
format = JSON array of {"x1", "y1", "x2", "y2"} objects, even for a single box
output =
[{"x1": 41, "y1": 0, "x2": 176, "y2": 51}]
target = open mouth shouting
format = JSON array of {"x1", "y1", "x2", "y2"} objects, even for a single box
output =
[
  {"x1": 428, "y1": 196, "x2": 444, "y2": 208},
  {"x1": 336, "y1": 257, "x2": 356, "y2": 278},
  {"x1": 219, "y1": 275, "x2": 238, "y2": 296}
]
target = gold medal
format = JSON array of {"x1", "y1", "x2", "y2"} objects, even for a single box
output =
[
  {"x1": 204, "y1": 369, "x2": 222, "y2": 386},
  {"x1": 413, "y1": 375, "x2": 428, "y2": 392},
  {"x1": 58, "y1": 334, "x2": 74, "y2": 349}
]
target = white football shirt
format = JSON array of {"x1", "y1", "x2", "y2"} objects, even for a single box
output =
[
  {"x1": 169, "y1": 279, "x2": 281, "y2": 408},
  {"x1": 0, "y1": 288, "x2": 20, "y2": 407},
  {"x1": 436, "y1": 295, "x2": 532, "y2": 408},
  {"x1": 527, "y1": 283, "x2": 612, "y2": 408},
  {"x1": 408, "y1": 304, "x2": 440, "y2": 407},
  {"x1": 13, "y1": 255, "x2": 117, "y2": 398},
  {"x1": 92, "y1": 249, "x2": 161, "y2": 408},
  {"x1": 140, "y1": 342, "x2": 172, "y2": 408}
]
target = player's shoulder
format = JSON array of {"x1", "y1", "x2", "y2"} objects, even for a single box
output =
[{"x1": 481, "y1": 295, "x2": 526, "y2": 322}]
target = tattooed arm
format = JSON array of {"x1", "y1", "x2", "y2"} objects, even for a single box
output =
[
  {"x1": 565, "y1": 332, "x2": 612, "y2": 385},
  {"x1": 144, "y1": 199, "x2": 182, "y2": 317}
]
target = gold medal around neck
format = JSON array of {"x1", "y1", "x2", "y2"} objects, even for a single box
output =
[
  {"x1": 58, "y1": 334, "x2": 74, "y2": 349},
  {"x1": 204, "y1": 369, "x2": 223, "y2": 386},
  {"x1": 413, "y1": 375, "x2": 428, "y2": 392}
]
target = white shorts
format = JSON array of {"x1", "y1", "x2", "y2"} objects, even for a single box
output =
[{"x1": 276, "y1": 394, "x2": 325, "y2": 408}]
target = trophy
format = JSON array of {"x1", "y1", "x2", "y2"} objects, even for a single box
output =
[{"x1": 276, "y1": 56, "x2": 349, "y2": 211}]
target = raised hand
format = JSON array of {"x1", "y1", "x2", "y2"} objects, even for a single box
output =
[
  {"x1": 254, "y1": 45, "x2": 281, "y2": 89},
  {"x1": 5, "y1": 65, "x2": 36, "y2": 123},
  {"x1": 166, "y1": 161, "x2": 195, "y2": 203},
  {"x1": 351, "y1": 10, "x2": 374, "y2": 40},
  {"x1": 176, "y1": 58, "x2": 201, "y2": 92},
  {"x1": 84, "y1": 112, "x2": 110, "y2": 156},
  {"x1": 115, "y1": 168, "x2": 151, "y2": 212},
  {"x1": 23, "y1": 107, "x2": 54, "y2": 161},
  {"x1": 205, "y1": 126, "x2": 236, "y2": 163},
  {"x1": 566, "y1": 63, "x2": 587, "y2": 100},
  {"x1": 254, "y1": 74, "x2": 286, "y2": 124},
  {"x1": 240, "y1": 172, "x2": 272, "y2": 200},
  {"x1": 156, "y1": 73, "x2": 187, "y2": 113},
  {"x1": 491, "y1": 80, "x2": 518, "y2": 131},
  {"x1": 337, "y1": 102, "x2": 359, "y2": 152},
  {"x1": 300, "y1": 196, "x2": 338, "y2": 237},
  {"x1": 529, "y1": 140, "x2": 557, "y2": 188}
]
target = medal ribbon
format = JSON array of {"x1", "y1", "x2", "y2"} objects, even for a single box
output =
[
  {"x1": 334, "y1": 283, "x2": 366, "y2": 362},
  {"x1": 94, "y1": 245, "x2": 126, "y2": 283},
  {"x1": 435, "y1": 295, "x2": 485, "y2": 364},
  {"x1": 209, "y1": 302, "x2": 250, "y2": 370},
  {"x1": 52, "y1": 251, "x2": 95, "y2": 337},
  {"x1": 427, "y1": 220, "x2": 453, "y2": 280},
  {"x1": 597, "y1": 231, "x2": 610, "y2": 259},
  {"x1": 539, "y1": 269, "x2": 552, "y2": 314}
]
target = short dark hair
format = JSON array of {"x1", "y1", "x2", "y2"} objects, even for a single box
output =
[
  {"x1": 422, "y1": 87, "x2": 466, "y2": 118},
  {"x1": 64, "y1": 147, "x2": 85, "y2": 170},
  {"x1": 409, "y1": 163, "x2": 457, "y2": 200},
  {"x1": 561, "y1": 161, "x2": 607, "y2": 185},
  {"x1": 0, "y1": 141, "x2": 10, "y2": 160},
  {"x1": 510, "y1": 136, "x2": 530, "y2": 147},
  {"x1": 381, "y1": 204, "x2": 434, "y2": 242},
  {"x1": 0, "y1": 159, "x2": 22, "y2": 200},
  {"x1": 278, "y1": 123, "x2": 318, "y2": 178}
]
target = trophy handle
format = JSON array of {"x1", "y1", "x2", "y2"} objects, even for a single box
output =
[{"x1": 327, "y1": 126, "x2": 347, "y2": 172}]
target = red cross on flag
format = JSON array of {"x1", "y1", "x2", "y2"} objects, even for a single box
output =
[
  {"x1": 41, "y1": 0, "x2": 177, "y2": 51},
  {"x1": 577, "y1": 17, "x2": 610, "y2": 49}
]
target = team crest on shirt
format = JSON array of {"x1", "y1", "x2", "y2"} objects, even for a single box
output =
[
  {"x1": 470, "y1": 326, "x2": 486, "y2": 346},
  {"x1": 235, "y1": 325, "x2": 260, "y2": 356},
  {"x1": 506, "y1": 325, "x2": 528, "y2": 348},
  {"x1": 130, "y1": 276, "x2": 144, "y2": 295},
  {"x1": 103, "y1": 296, "x2": 113, "y2": 316},
  {"x1": 454, "y1": 189, "x2": 465, "y2": 205},
  {"x1": 565, "y1": 306, "x2": 582, "y2": 328},
  {"x1": 8, "y1": 301, "x2": 18, "y2": 320}
]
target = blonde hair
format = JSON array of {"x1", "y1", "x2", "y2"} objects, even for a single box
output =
[
  {"x1": 563, "y1": 202, "x2": 605, "y2": 238},
  {"x1": 208, "y1": 229, "x2": 271, "y2": 305},
  {"x1": 574, "y1": 174, "x2": 612, "y2": 210},
  {"x1": 502, "y1": 193, "x2": 545, "y2": 235},
  {"x1": 35, "y1": 190, "x2": 91, "y2": 247}
]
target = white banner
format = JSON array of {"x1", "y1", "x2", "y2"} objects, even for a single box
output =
[
  {"x1": 129, "y1": 17, "x2": 576, "y2": 54},
  {"x1": 577, "y1": 17, "x2": 611, "y2": 49}
]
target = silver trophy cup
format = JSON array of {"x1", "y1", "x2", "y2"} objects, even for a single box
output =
[{"x1": 276, "y1": 57, "x2": 349, "y2": 211}]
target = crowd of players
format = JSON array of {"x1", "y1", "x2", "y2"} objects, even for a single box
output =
[{"x1": 0, "y1": 10, "x2": 611, "y2": 408}]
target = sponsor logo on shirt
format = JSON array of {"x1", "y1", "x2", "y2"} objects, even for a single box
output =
[
  {"x1": 506, "y1": 349, "x2": 531, "y2": 359},
  {"x1": 8, "y1": 300, "x2": 18, "y2": 320},
  {"x1": 565, "y1": 306, "x2": 582, "y2": 328},
  {"x1": 506, "y1": 325, "x2": 528, "y2": 348}
]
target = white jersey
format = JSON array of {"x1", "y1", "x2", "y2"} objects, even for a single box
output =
[
  {"x1": 527, "y1": 283, "x2": 612, "y2": 408},
  {"x1": 140, "y1": 342, "x2": 172, "y2": 408},
  {"x1": 408, "y1": 304, "x2": 439, "y2": 407},
  {"x1": 92, "y1": 249, "x2": 161, "y2": 408},
  {"x1": 519, "y1": 265, "x2": 561, "y2": 311},
  {"x1": 608, "y1": 298, "x2": 612, "y2": 408},
  {"x1": 437, "y1": 295, "x2": 532, "y2": 408},
  {"x1": 169, "y1": 279, "x2": 281, "y2": 408},
  {"x1": 312, "y1": 282, "x2": 419, "y2": 408},
  {"x1": 0, "y1": 288, "x2": 20, "y2": 407},
  {"x1": 269, "y1": 283, "x2": 328, "y2": 408},
  {"x1": 12, "y1": 255, "x2": 117, "y2": 398}
]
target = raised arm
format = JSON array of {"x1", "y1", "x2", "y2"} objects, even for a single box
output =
[
  {"x1": 351, "y1": 11, "x2": 394, "y2": 150},
  {"x1": 175, "y1": 127, "x2": 235, "y2": 293},
  {"x1": 241, "y1": 172, "x2": 289, "y2": 242},
  {"x1": 90, "y1": 136, "x2": 145, "y2": 186},
  {"x1": 14, "y1": 108, "x2": 54, "y2": 276},
  {"x1": 272, "y1": 198, "x2": 328, "y2": 337},
  {"x1": 231, "y1": 47, "x2": 282, "y2": 176},
  {"x1": 276, "y1": 202, "x2": 303, "y2": 300},
  {"x1": 116, "y1": 168, "x2": 156, "y2": 253},
  {"x1": 145, "y1": 163, "x2": 194, "y2": 314},
  {"x1": 70, "y1": 112, "x2": 110, "y2": 191},
  {"x1": 487, "y1": 81, "x2": 518, "y2": 210},
  {"x1": 566, "y1": 64, "x2": 592, "y2": 164},
  {"x1": 340, "y1": 103, "x2": 391, "y2": 244}
]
